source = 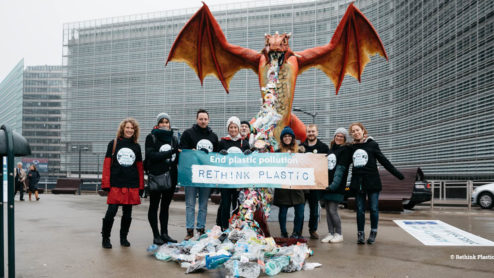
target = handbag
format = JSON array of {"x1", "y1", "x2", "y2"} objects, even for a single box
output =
[{"x1": 148, "y1": 172, "x2": 172, "y2": 191}]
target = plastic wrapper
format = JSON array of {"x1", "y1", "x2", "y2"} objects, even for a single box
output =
[
  {"x1": 185, "y1": 259, "x2": 206, "y2": 274},
  {"x1": 225, "y1": 260, "x2": 261, "y2": 278},
  {"x1": 303, "y1": 262, "x2": 322, "y2": 271},
  {"x1": 206, "y1": 254, "x2": 232, "y2": 269}
]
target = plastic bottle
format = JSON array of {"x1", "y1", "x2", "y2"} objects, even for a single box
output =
[{"x1": 264, "y1": 256, "x2": 290, "y2": 276}]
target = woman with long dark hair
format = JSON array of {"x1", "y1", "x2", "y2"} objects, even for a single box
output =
[
  {"x1": 145, "y1": 113, "x2": 179, "y2": 245},
  {"x1": 100, "y1": 118, "x2": 144, "y2": 249},
  {"x1": 349, "y1": 122, "x2": 404, "y2": 244}
]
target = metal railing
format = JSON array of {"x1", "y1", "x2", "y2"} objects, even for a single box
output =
[{"x1": 429, "y1": 180, "x2": 493, "y2": 210}]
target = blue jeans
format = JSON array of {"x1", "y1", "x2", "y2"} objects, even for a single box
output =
[
  {"x1": 278, "y1": 203, "x2": 305, "y2": 236},
  {"x1": 356, "y1": 191, "x2": 380, "y2": 232},
  {"x1": 185, "y1": 186, "x2": 211, "y2": 229}
]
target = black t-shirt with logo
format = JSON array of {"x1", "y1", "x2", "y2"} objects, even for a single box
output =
[
  {"x1": 105, "y1": 137, "x2": 142, "y2": 188},
  {"x1": 179, "y1": 124, "x2": 219, "y2": 152}
]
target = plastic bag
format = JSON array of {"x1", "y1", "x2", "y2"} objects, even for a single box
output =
[
  {"x1": 265, "y1": 256, "x2": 290, "y2": 276},
  {"x1": 224, "y1": 260, "x2": 261, "y2": 278}
]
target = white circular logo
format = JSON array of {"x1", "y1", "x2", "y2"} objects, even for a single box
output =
[
  {"x1": 227, "y1": 146, "x2": 242, "y2": 153},
  {"x1": 353, "y1": 149, "x2": 368, "y2": 168},
  {"x1": 196, "y1": 139, "x2": 213, "y2": 153},
  {"x1": 160, "y1": 144, "x2": 176, "y2": 162},
  {"x1": 117, "y1": 148, "x2": 136, "y2": 167},
  {"x1": 327, "y1": 153, "x2": 337, "y2": 170},
  {"x1": 313, "y1": 149, "x2": 318, "y2": 153}
]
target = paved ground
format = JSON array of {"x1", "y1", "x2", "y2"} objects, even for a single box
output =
[{"x1": 8, "y1": 194, "x2": 494, "y2": 278}]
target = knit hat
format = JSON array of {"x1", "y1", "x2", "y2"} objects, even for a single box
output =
[
  {"x1": 156, "y1": 112, "x2": 171, "y2": 124},
  {"x1": 240, "y1": 120, "x2": 251, "y2": 129},
  {"x1": 280, "y1": 126, "x2": 295, "y2": 140},
  {"x1": 240, "y1": 121, "x2": 250, "y2": 129},
  {"x1": 334, "y1": 127, "x2": 350, "y2": 143},
  {"x1": 226, "y1": 116, "x2": 241, "y2": 130}
]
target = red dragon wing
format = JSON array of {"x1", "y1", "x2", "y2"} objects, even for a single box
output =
[
  {"x1": 295, "y1": 3, "x2": 388, "y2": 94},
  {"x1": 166, "y1": 3, "x2": 261, "y2": 93}
]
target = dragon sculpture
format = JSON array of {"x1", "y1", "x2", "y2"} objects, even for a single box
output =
[{"x1": 166, "y1": 2, "x2": 387, "y2": 148}]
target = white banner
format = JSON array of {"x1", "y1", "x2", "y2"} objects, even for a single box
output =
[
  {"x1": 394, "y1": 220, "x2": 494, "y2": 246},
  {"x1": 191, "y1": 165, "x2": 314, "y2": 185}
]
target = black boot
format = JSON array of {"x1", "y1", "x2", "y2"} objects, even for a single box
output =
[
  {"x1": 161, "y1": 233, "x2": 177, "y2": 243},
  {"x1": 101, "y1": 218, "x2": 114, "y2": 249},
  {"x1": 184, "y1": 228, "x2": 194, "y2": 240},
  {"x1": 120, "y1": 217, "x2": 132, "y2": 247},
  {"x1": 153, "y1": 235, "x2": 165, "y2": 245},
  {"x1": 357, "y1": 231, "x2": 365, "y2": 245},
  {"x1": 367, "y1": 231, "x2": 377, "y2": 244}
]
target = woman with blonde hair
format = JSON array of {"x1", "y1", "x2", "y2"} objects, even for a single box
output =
[
  {"x1": 101, "y1": 118, "x2": 144, "y2": 249},
  {"x1": 349, "y1": 122, "x2": 404, "y2": 245}
]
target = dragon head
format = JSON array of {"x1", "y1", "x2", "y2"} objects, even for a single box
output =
[{"x1": 264, "y1": 32, "x2": 291, "y2": 53}]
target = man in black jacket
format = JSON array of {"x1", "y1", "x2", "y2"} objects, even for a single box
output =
[
  {"x1": 179, "y1": 109, "x2": 219, "y2": 240},
  {"x1": 300, "y1": 124, "x2": 330, "y2": 239}
]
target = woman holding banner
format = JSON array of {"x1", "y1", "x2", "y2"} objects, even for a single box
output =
[
  {"x1": 349, "y1": 122, "x2": 404, "y2": 245},
  {"x1": 320, "y1": 128, "x2": 352, "y2": 243},
  {"x1": 145, "y1": 113, "x2": 179, "y2": 245},
  {"x1": 100, "y1": 118, "x2": 144, "y2": 249},
  {"x1": 273, "y1": 126, "x2": 305, "y2": 239},
  {"x1": 217, "y1": 116, "x2": 250, "y2": 231}
]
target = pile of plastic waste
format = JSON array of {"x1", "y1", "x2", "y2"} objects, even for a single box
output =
[{"x1": 147, "y1": 188, "x2": 321, "y2": 277}]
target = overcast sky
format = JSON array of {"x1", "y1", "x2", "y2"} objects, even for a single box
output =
[{"x1": 0, "y1": 0, "x2": 244, "y2": 82}]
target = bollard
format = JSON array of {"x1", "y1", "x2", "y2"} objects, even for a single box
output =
[
  {"x1": 467, "y1": 180, "x2": 472, "y2": 211},
  {"x1": 430, "y1": 181, "x2": 435, "y2": 210}
]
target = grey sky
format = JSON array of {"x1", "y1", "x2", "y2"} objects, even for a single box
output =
[{"x1": 0, "y1": 0, "x2": 242, "y2": 82}]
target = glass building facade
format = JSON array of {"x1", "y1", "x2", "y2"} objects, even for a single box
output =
[
  {"x1": 0, "y1": 59, "x2": 24, "y2": 133},
  {"x1": 62, "y1": 0, "x2": 494, "y2": 179},
  {"x1": 22, "y1": 65, "x2": 64, "y2": 178}
]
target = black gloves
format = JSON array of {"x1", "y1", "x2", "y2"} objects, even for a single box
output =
[
  {"x1": 243, "y1": 149, "x2": 252, "y2": 155},
  {"x1": 219, "y1": 149, "x2": 228, "y2": 155}
]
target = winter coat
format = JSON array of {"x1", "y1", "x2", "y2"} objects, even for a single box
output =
[
  {"x1": 320, "y1": 144, "x2": 352, "y2": 203},
  {"x1": 180, "y1": 124, "x2": 219, "y2": 152},
  {"x1": 145, "y1": 128, "x2": 179, "y2": 188},
  {"x1": 218, "y1": 136, "x2": 250, "y2": 153},
  {"x1": 273, "y1": 149, "x2": 305, "y2": 206},
  {"x1": 101, "y1": 137, "x2": 144, "y2": 205},
  {"x1": 27, "y1": 170, "x2": 40, "y2": 191},
  {"x1": 14, "y1": 167, "x2": 27, "y2": 184},
  {"x1": 349, "y1": 137, "x2": 404, "y2": 193}
]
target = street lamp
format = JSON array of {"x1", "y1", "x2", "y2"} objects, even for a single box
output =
[
  {"x1": 71, "y1": 146, "x2": 88, "y2": 180},
  {"x1": 293, "y1": 107, "x2": 317, "y2": 124}
]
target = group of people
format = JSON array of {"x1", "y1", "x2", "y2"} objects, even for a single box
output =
[
  {"x1": 14, "y1": 162, "x2": 41, "y2": 202},
  {"x1": 99, "y1": 109, "x2": 404, "y2": 249}
]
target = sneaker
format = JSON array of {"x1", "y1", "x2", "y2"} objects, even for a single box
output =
[
  {"x1": 321, "y1": 234, "x2": 334, "y2": 243},
  {"x1": 330, "y1": 233, "x2": 344, "y2": 243},
  {"x1": 309, "y1": 231, "x2": 319, "y2": 239}
]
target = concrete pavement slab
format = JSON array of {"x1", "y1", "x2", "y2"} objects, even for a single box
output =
[{"x1": 9, "y1": 194, "x2": 494, "y2": 278}]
